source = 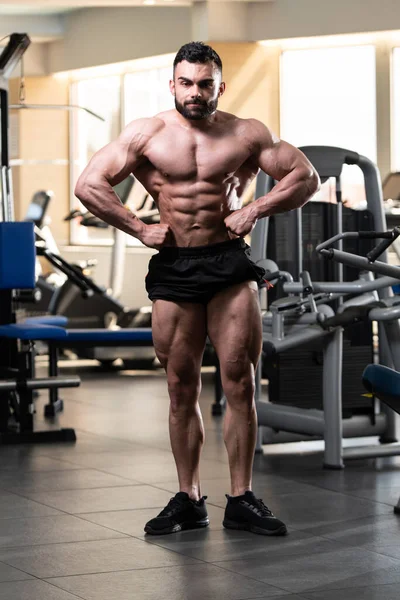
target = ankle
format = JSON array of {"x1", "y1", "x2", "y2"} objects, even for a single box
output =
[
  {"x1": 231, "y1": 486, "x2": 252, "y2": 498},
  {"x1": 180, "y1": 486, "x2": 201, "y2": 502}
]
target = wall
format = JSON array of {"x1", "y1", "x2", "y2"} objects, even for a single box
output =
[
  {"x1": 43, "y1": 1, "x2": 400, "y2": 75},
  {"x1": 249, "y1": 0, "x2": 400, "y2": 41},
  {"x1": 48, "y1": 7, "x2": 191, "y2": 73},
  {"x1": 212, "y1": 42, "x2": 280, "y2": 130}
]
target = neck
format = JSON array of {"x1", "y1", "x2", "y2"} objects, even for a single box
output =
[{"x1": 175, "y1": 109, "x2": 218, "y2": 130}]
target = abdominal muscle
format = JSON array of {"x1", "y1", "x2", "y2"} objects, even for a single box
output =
[
  {"x1": 156, "y1": 191, "x2": 239, "y2": 247},
  {"x1": 143, "y1": 175, "x2": 243, "y2": 247}
]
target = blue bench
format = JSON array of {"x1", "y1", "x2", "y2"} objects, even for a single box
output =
[
  {"x1": 0, "y1": 222, "x2": 80, "y2": 444},
  {"x1": 0, "y1": 224, "x2": 155, "y2": 442},
  {"x1": 21, "y1": 293, "x2": 154, "y2": 418},
  {"x1": 362, "y1": 363, "x2": 400, "y2": 514},
  {"x1": 24, "y1": 315, "x2": 69, "y2": 327}
]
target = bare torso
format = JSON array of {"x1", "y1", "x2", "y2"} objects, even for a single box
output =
[{"x1": 134, "y1": 110, "x2": 259, "y2": 247}]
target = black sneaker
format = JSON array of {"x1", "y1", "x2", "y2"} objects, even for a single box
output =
[
  {"x1": 144, "y1": 491, "x2": 209, "y2": 535},
  {"x1": 223, "y1": 491, "x2": 287, "y2": 536}
]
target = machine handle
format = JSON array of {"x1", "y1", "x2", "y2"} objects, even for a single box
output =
[{"x1": 366, "y1": 227, "x2": 400, "y2": 262}]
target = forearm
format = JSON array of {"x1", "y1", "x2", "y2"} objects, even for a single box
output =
[
  {"x1": 75, "y1": 175, "x2": 145, "y2": 239},
  {"x1": 250, "y1": 168, "x2": 320, "y2": 220}
]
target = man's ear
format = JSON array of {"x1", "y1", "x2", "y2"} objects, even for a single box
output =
[
  {"x1": 169, "y1": 79, "x2": 175, "y2": 96},
  {"x1": 218, "y1": 81, "x2": 226, "y2": 97}
]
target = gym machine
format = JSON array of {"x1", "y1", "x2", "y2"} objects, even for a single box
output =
[
  {"x1": 0, "y1": 33, "x2": 80, "y2": 443},
  {"x1": 251, "y1": 146, "x2": 400, "y2": 468},
  {"x1": 319, "y1": 227, "x2": 400, "y2": 510}
]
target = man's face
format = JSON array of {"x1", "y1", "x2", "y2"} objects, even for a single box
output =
[{"x1": 170, "y1": 61, "x2": 225, "y2": 121}]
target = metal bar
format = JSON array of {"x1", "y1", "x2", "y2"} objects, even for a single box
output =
[
  {"x1": 255, "y1": 402, "x2": 325, "y2": 436},
  {"x1": 258, "y1": 412, "x2": 388, "y2": 441},
  {"x1": 316, "y1": 231, "x2": 361, "y2": 252},
  {"x1": 5, "y1": 166, "x2": 13, "y2": 222},
  {"x1": 24, "y1": 376, "x2": 80, "y2": 390},
  {"x1": 0, "y1": 34, "x2": 30, "y2": 78},
  {"x1": 343, "y1": 444, "x2": 400, "y2": 460},
  {"x1": 10, "y1": 104, "x2": 105, "y2": 122},
  {"x1": 342, "y1": 414, "x2": 387, "y2": 437},
  {"x1": 295, "y1": 208, "x2": 303, "y2": 278},
  {"x1": 335, "y1": 177, "x2": 344, "y2": 289},
  {"x1": 367, "y1": 227, "x2": 400, "y2": 262},
  {"x1": 0, "y1": 380, "x2": 16, "y2": 391},
  {"x1": 10, "y1": 159, "x2": 69, "y2": 166},
  {"x1": 320, "y1": 249, "x2": 400, "y2": 280},
  {"x1": 369, "y1": 306, "x2": 400, "y2": 321},
  {"x1": 48, "y1": 344, "x2": 59, "y2": 406},
  {"x1": 263, "y1": 326, "x2": 333, "y2": 353},
  {"x1": 264, "y1": 312, "x2": 322, "y2": 326},
  {"x1": 323, "y1": 327, "x2": 344, "y2": 468},
  {"x1": 284, "y1": 275, "x2": 399, "y2": 294},
  {"x1": 0, "y1": 166, "x2": 7, "y2": 222}
]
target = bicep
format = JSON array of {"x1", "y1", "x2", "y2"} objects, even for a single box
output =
[
  {"x1": 252, "y1": 121, "x2": 314, "y2": 181},
  {"x1": 82, "y1": 138, "x2": 143, "y2": 187},
  {"x1": 79, "y1": 120, "x2": 151, "y2": 187}
]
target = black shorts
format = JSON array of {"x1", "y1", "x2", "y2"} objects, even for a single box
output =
[{"x1": 145, "y1": 238, "x2": 266, "y2": 304}]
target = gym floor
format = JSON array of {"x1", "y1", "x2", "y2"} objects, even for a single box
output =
[{"x1": 0, "y1": 364, "x2": 400, "y2": 600}]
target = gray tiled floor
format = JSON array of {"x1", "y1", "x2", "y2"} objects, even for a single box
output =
[
  {"x1": 46, "y1": 564, "x2": 289, "y2": 600},
  {"x1": 1, "y1": 366, "x2": 400, "y2": 599}
]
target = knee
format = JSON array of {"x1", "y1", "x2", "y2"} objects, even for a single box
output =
[
  {"x1": 222, "y1": 355, "x2": 255, "y2": 406},
  {"x1": 154, "y1": 345, "x2": 168, "y2": 369},
  {"x1": 168, "y1": 368, "x2": 201, "y2": 413}
]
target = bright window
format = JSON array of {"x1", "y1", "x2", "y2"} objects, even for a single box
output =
[
  {"x1": 70, "y1": 76, "x2": 121, "y2": 245},
  {"x1": 70, "y1": 64, "x2": 173, "y2": 246},
  {"x1": 392, "y1": 48, "x2": 400, "y2": 171},
  {"x1": 124, "y1": 67, "x2": 172, "y2": 124},
  {"x1": 123, "y1": 66, "x2": 173, "y2": 243},
  {"x1": 280, "y1": 45, "x2": 377, "y2": 207}
]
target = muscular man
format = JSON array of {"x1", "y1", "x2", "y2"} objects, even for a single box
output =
[{"x1": 75, "y1": 42, "x2": 320, "y2": 536}]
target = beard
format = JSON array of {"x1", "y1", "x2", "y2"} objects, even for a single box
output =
[{"x1": 175, "y1": 97, "x2": 218, "y2": 121}]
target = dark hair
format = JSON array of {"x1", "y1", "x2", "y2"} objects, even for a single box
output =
[{"x1": 173, "y1": 42, "x2": 222, "y2": 73}]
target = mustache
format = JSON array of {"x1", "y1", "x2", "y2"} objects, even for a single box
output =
[{"x1": 185, "y1": 100, "x2": 205, "y2": 106}]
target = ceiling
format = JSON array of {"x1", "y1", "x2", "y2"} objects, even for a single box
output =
[
  {"x1": 0, "y1": 5, "x2": 77, "y2": 14},
  {"x1": 0, "y1": 0, "x2": 274, "y2": 15}
]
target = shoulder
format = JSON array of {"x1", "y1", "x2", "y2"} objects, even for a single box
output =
[
  {"x1": 119, "y1": 116, "x2": 167, "y2": 149},
  {"x1": 154, "y1": 109, "x2": 176, "y2": 121},
  {"x1": 243, "y1": 118, "x2": 280, "y2": 149},
  {"x1": 220, "y1": 114, "x2": 280, "y2": 151}
]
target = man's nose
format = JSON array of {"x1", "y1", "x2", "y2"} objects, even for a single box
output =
[{"x1": 191, "y1": 86, "x2": 201, "y2": 98}]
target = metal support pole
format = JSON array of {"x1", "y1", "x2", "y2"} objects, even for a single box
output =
[{"x1": 323, "y1": 328, "x2": 344, "y2": 469}]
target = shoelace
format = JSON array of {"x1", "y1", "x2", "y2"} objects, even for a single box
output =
[
  {"x1": 159, "y1": 497, "x2": 183, "y2": 517},
  {"x1": 159, "y1": 495, "x2": 207, "y2": 517},
  {"x1": 254, "y1": 497, "x2": 273, "y2": 516},
  {"x1": 241, "y1": 496, "x2": 273, "y2": 517}
]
